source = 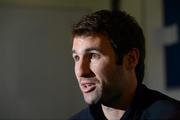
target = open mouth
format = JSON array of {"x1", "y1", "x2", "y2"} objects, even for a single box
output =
[{"x1": 81, "y1": 82, "x2": 96, "y2": 93}]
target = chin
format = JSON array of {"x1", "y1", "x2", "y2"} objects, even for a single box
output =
[
  {"x1": 83, "y1": 94, "x2": 100, "y2": 105},
  {"x1": 84, "y1": 99, "x2": 98, "y2": 105}
]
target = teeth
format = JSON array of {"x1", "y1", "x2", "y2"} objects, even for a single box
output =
[
  {"x1": 83, "y1": 84, "x2": 93, "y2": 87},
  {"x1": 84, "y1": 85, "x2": 90, "y2": 88}
]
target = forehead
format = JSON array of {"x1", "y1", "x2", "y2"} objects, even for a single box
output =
[{"x1": 72, "y1": 34, "x2": 114, "y2": 54}]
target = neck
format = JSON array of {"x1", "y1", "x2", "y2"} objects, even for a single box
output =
[
  {"x1": 102, "y1": 104, "x2": 125, "y2": 120},
  {"x1": 101, "y1": 81, "x2": 137, "y2": 120}
]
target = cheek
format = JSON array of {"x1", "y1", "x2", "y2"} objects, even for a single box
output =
[
  {"x1": 92, "y1": 61, "x2": 107, "y2": 74},
  {"x1": 74, "y1": 64, "x2": 79, "y2": 80},
  {"x1": 92, "y1": 60, "x2": 117, "y2": 82},
  {"x1": 74, "y1": 64, "x2": 77, "y2": 75}
]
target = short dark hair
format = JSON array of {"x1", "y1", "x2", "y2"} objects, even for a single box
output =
[{"x1": 72, "y1": 10, "x2": 145, "y2": 83}]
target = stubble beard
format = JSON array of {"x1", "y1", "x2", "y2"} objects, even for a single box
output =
[{"x1": 82, "y1": 85, "x2": 102, "y2": 105}]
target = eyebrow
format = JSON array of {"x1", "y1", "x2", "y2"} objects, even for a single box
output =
[{"x1": 72, "y1": 47, "x2": 101, "y2": 54}]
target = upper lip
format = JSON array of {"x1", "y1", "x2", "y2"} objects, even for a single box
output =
[
  {"x1": 80, "y1": 81, "x2": 96, "y2": 86},
  {"x1": 80, "y1": 78, "x2": 97, "y2": 86}
]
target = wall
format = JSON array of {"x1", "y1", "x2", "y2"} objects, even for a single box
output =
[
  {"x1": 0, "y1": 0, "x2": 110, "y2": 11},
  {"x1": 143, "y1": 0, "x2": 180, "y2": 100},
  {"x1": 0, "y1": 0, "x2": 110, "y2": 119},
  {"x1": 122, "y1": 0, "x2": 180, "y2": 100}
]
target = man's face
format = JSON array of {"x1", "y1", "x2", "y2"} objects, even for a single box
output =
[{"x1": 72, "y1": 34, "x2": 130, "y2": 105}]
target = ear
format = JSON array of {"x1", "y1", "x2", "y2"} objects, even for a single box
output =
[{"x1": 123, "y1": 48, "x2": 140, "y2": 70}]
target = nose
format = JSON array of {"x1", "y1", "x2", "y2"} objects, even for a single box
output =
[{"x1": 75, "y1": 58, "x2": 92, "y2": 78}]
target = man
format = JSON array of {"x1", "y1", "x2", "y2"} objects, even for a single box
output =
[{"x1": 70, "y1": 10, "x2": 180, "y2": 120}]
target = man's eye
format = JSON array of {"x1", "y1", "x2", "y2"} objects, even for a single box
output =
[
  {"x1": 73, "y1": 55, "x2": 79, "y2": 62},
  {"x1": 90, "y1": 53, "x2": 100, "y2": 59}
]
